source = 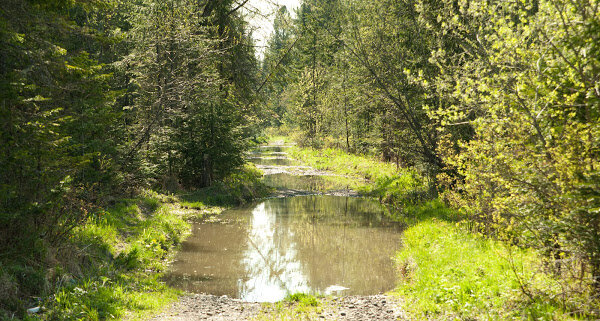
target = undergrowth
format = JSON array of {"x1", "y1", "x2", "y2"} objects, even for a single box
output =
[
  {"x1": 0, "y1": 165, "x2": 269, "y2": 320},
  {"x1": 24, "y1": 191, "x2": 191, "y2": 321},
  {"x1": 395, "y1": 220, "x2": 579, "y2": 320},
  {"x1": 178, "y1": 164, "x2": 271, "y2": 209}
]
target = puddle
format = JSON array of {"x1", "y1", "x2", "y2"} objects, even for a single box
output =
[
  {"x1": 165, "y1": 143, "x2": 402, "y2": 302},
  {"x1": 248, "y1": 157, "x2": 301, "y2": 166},
  {"x1": 165, "y1": 196, "x2": 402, "y2": 301}
]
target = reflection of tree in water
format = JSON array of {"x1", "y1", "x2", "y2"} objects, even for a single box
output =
[
  {"x1": 239, "y1": 202, "x2": 310, "y2": 301},
  {"x1": 168, "y1": 195, "x2": 403, "y2": 301},
  {"x1": 240, "y1": 196, "x2": 402, "y2": 299},
  {"x1": 165, "y1": 216, "x2": 250, "y2": 296},
  {"x1": 285, "y1": 196, "x2": 403, "y2": 295}
]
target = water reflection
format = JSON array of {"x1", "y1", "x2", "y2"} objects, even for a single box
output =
[
  {"x1": 248, "y1": 157, "x2": 300, "y2": 166},
  {"x1": 262, "y1": 173, "x2": 352, "y2": 191},
  {"x1": 240, "y1": 202, "x2": 310, "y2": 301},
  {"x1": 166, "y1": 196, "x2": 402, "y2": 301}
]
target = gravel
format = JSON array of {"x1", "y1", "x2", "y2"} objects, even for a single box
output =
[
  {"x1": 148, "y1": 294, "x2": 260, "y2": 321},
  {"x1": 148, "y1": 294, "x2": 405, "y2": 321}
]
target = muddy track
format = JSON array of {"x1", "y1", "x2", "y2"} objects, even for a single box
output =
[
  {"x1": 147, "y1": 294, "x2": 260, "y2": 321},
  {"x1": 147, "y1": 142, "x2": 404, "y2": 320}
]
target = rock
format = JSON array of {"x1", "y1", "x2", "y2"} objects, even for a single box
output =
[{"x1": 26, "y1": 307, "x2": 41, "y2": 314}]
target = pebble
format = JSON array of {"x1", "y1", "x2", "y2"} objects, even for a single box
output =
[{"x1": 149, "y1": 294, "x2": 402, "y2": 320}]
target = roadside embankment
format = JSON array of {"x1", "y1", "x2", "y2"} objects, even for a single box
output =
[{"x1": 1, "y1": 165, "x2": 268, "y2": 320}]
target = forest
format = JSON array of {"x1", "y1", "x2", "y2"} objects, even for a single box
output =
[{"x1": 0, "y1": 0, "x2": 599, "y2": 319}]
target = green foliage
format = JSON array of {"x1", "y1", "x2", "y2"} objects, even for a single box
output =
[
  {"x1": 285, "y1": 293, "x2": 320, "y2": 307},
  {"x1": 0, "y1": 0, "x2": 124, "y2": 255},
  {"x1": 0, "y1": 0, "x2": 264, "y2": 316},
  {"x1": 37, "y1": 193, "x2": 190, "y2": 320},
  {"x1": 287, "y1": 139, "x2": 597, "y2": 318},
  {"x1": 127, "y1": 0, "x2": 258, "y2": 189},
  {"x1": 265, "y1": 0, "x2": 600, "y2": 312},
  {"x1": 426, "y1": 0, "x2": 600, "y2": 299}
]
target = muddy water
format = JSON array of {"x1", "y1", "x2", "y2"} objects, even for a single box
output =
[
  {"x1": 246, "y1": 157, "x2": 300, "y2": 167},
  {"x1": 165, "y1": 145, "x2": 403, "y2": 302}
]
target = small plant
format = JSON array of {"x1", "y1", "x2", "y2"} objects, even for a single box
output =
[{"x1": 285, "y1": 293, "x2": 320, "y2": 307}]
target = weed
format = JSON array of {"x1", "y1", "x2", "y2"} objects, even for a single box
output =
[
  {"x1": 394, "y1": 220, "x2": 579, "y2": 320},
  {"x1": 0, "y1": 192, "x2": 193, "y2": 320},
  {"x1": 285, "y1": 293, "x2": 320, "y2": 307}
]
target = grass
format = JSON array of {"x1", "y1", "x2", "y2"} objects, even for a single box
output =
[
  {"x1": 32, "y1": 191, "x2": 194, "y2": 321},
  {"x1": 253, "y1": 293, "x2": 324, "y2": 321},
  {"x1": 283, "y1": 139, "x2": 584, "y2": 320},
  {"x1": 394, "y1": 219, "x2": 575, "y2": 320},
  {"x1": 287, "y1": 146, "x2": 431, "y2": 207},
  {"x1": 0, "y1": 164, "x2": 270, "y2": 320},
  {"x1": 178, "y1": 164, "x2": 272, "y2": 209},
  {"x1": 284, "y1": 293, "x2": 320, "y2": 307}
]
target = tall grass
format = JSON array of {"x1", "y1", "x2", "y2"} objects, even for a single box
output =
[
  {"x1": 39, "y1": 193, "x2": 191, "y2": 320},
  {"x1": 395, "y1": 220, "x2": 574, "y2": 320}
]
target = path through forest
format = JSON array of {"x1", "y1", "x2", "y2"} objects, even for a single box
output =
[{"x1": 148, "y1": 141, "x2": 405, "y2": 320}]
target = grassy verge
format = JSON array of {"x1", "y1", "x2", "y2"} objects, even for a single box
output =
[
  {"x1": 286, "y1": 142, "x2": 581, "y2": 320},
  {"x1": 395, "y1": 219, "x2": 575, "y2": 320},
  {"x1": 0, "y1": 165, "x2": 269, "y2": 320},
  {"x1": 42, "y1": 191, "x2": 191, "y2": 321},
  {"x1": 287, "y1": 146, "x2": 430, "y2": 205}
]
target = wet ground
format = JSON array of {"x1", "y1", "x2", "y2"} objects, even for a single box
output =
[{"x1": 164, "y1": 196, "x2": 402, "y2": 301}]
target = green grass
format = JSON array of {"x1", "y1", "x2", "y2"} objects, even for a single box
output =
[
  {"x1": 14, "y1": 166, "x2": 271, "y2": 321},
  {"x1": 287, "y1": 146, "x2": 401, "y2": 181},
  {"x1": 394, "y1": 219, "x2": 575, "y2": 320},
  {"x1": 179, "y1": 164, "x2": 271, "y2": 209},
  {"x1": 0, "y1": 164, "x2": 271, "y2": 320},
  {"x1": 287, "y1": 146, "x2": 431, "y2": 207},
  {"x1": 253, "y1": 293, "x2": 324, "y2": 321},
  {"x1": 284, "y1": 293, "x2": 320, "y2": 307},
  {"x1": 264, "y1": 134, "x2": 293, "y2": 145},
  {"x1": 31, "y1": 192, "x2": 194, "y2": 321}
]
